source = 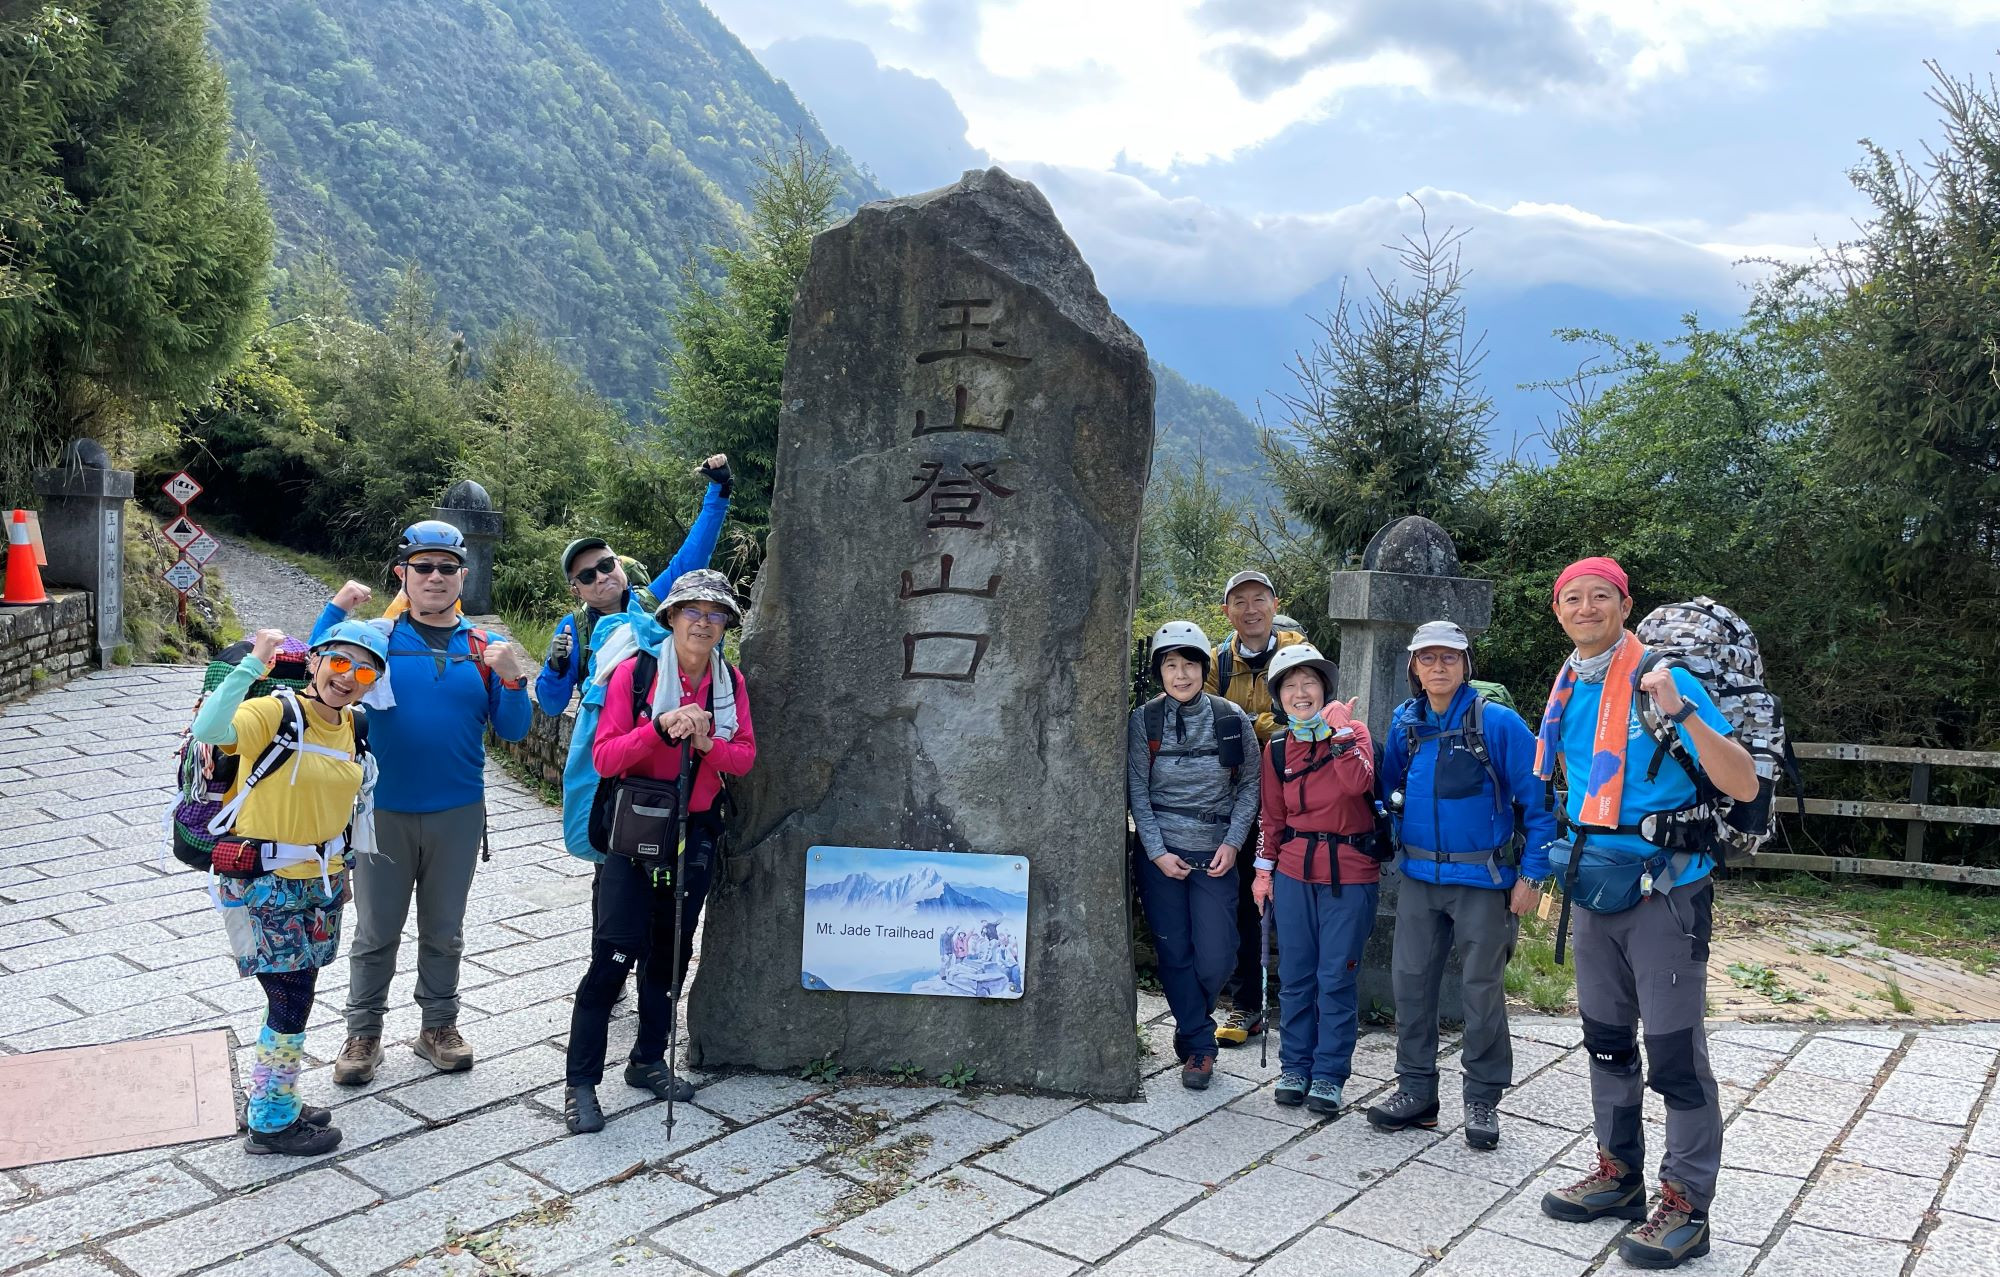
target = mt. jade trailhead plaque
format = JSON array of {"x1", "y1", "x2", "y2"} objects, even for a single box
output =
[
  {"x1": 686, "y1": 168, "x2": 1152, "y2": 1097},
  {"x1": 802, "y1": 846, "x2": 1029, "y2": 998}
]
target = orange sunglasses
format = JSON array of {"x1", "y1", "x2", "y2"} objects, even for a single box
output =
[{"x1": 320, "y1": 654, "x2": 381, "y2": 685}]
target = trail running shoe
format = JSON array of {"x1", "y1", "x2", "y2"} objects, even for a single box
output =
[
  {"x1": 245, "y1": 1116, "x2": 342, "y2": 1157},
  {"x1": 413, "y1": 1024, "x2": 473, "y2": 1072},
  {"x1": 1618, "y1": 1180, "x2": 1710, "y2": 1269},
  {"x1": 1541, "y1": 1148, "x2": 1647, "y2": 1222},
  {"x1": 1306, "y1": 1079, "x2": 1344, "y2": 1114},
  {"x1": 1275, "y1": 1072, "x2": 1309, "y2": 1107},
  {"x1": 1216, "y1": 1008, "x2": 1266, "y2": 1046},
  {"x1": 1182, "y1": 1053, "x2": 1215, "y2": 1090},
  {"x1": 332, "y1": 1034, "x2": 382, "y2": 1087}
]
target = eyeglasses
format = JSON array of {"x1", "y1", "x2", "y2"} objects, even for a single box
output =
[
  {"x1": 675, "y1": 607, "x2": 732, "y2": 627},
  {"x1": 571, "y1": 555, "x2": 618, "y2": 586},
  {"x1": 404, "y1": 560, "x2": 465, "y2": 576},
  {"x1": 1414, "y1": 651, "x2": 1464, "y2": 668},
  {"x1": 320, "y1": 654, "x2": 381, "y2": 685}
]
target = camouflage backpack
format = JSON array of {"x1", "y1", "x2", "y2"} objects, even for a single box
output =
[{"x1": 1634, "y1": 597, "x2": 1801, "y2": 866}]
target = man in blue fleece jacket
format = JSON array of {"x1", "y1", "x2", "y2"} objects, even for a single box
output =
[
  {"x1": 313, "y1": 521, "x2": 533, "y2": 1084},
  {"x1": 1367, "y1": 620, "x2": 1557, "y2": 1151}
]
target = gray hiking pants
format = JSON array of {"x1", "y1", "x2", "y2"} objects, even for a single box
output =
[
  {"x1": 1392, "y1": 875, "x2": 1518, "y2": 1106},
  {"x1": 345, "y1": 802, "x2": 485, "y2": 1035},
  {"x1": 1574, "y1": 877, "x2": 1720, "y2": 1209}
]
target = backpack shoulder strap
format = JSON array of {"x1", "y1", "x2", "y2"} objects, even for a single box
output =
[
  {"x1": 629, "y1": 649, "x2": 659, "y2": 722},
  {"x1": 1206, "y1": 694, "x2": 1244, "y2": 779},
  {"x1": 1270, "y1": 734, "x2": 1285, "y2": 780},
  {"x1": 349, "y1": 705, "x2": 369, "y2": 759},
  {"x1": 207, "y1": 690, "x2": 307, "y2": 836},
  {"x1": 1143, "y1": 694, "x2": 1167, "y2": 770},
  {"x1": 466, "y1": 626, "x2": 494, "y2": 688},
  {"x1": 1215, "y1": 644, "x2": 1233, "y2": 693}
]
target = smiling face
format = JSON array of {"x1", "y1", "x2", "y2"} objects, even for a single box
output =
[
  {"x1": 311, "y1": 643, "x2": 381, "y2": 709},
  {"x1": 1157, "y1": 649, "x2": 1206, "y2": 702},
  {"x1": 1554, "y1": 574, "x2": 1634, "y2": 657},
  {"x1": 1412, "y1": 646, "x2": 1468, "y2": 701},
  {"x1": 395, "y1": 553, "x2": 465, "y2": 614},
  {"x1": 1224, "y1": 583, "x2": 1276, "y2": 650},
  {"x1": 569, "y1": 551, "x2": 628, "y2": 612},
  {"x1": 1277, "y1": 667, "x2": 1326, "y2": 720},
  {"x1": 669, "y1": 601, "x2": 727, "y2": 660}
]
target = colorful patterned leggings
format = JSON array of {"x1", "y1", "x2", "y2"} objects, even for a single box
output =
[{"x1": 247, "y1": 969, "x2": 319, "y2": 1133}]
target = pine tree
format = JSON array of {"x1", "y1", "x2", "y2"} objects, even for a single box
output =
[{"x1": 0, "y1": 0, "x2": 272, "y2": 501}]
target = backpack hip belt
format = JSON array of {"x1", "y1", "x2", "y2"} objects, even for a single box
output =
[
  {"x1": 1401, "y1": 842, "x2": 1512, "y2": 884},
  {"x1": 1154, "y1": 803, "x2": 1231, "y2": 823},
  {"x1": 1280, "y1": 826, "x2": 1351, "y2": 891},
  {"x1": 1611, "y1": 800, "x2": 1718, "y2": 850}
]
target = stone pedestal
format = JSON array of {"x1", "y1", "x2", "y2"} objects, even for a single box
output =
[
  {"x1": 687, "y1": 169, "x2": 1152, "y2": 1097},
  {"x1": 32, "y1": 453, "x2": 135, "y2": 669},
  {"x1": 1328, "y1": 516, "x2": 1493, "y2": 1021},
  {"x1": 434, "y1": 480, "x2": 501, "y2": 614}
]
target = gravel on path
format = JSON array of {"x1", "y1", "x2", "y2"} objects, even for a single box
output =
[{"x1": 209, "y1": 534, "x2": 336, "y2": 639}]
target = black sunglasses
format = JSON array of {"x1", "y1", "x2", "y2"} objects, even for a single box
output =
[
  {"x1": 404, "y1": 560, "x2": 465, "y2": 576},
  {"x1": 571, "y1": 555, "x2": 618, "y2": 586}
]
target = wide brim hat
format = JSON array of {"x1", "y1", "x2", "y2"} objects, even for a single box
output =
[{"x1": 655, "y1": 568, "x2": 741, "y2": 626}]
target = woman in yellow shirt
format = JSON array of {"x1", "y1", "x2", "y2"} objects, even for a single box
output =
[{"x1": 193, "y1": 621, "x2": 385, "y2": 1155}]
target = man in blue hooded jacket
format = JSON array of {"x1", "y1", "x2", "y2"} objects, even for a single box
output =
[{"x1": 1367, "y1": 620, "x2": 1556, "y2": 1150}]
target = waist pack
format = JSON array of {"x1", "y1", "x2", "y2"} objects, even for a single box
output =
[
  {"x1": 589, "y1": 771, "x2": 685, "y2": 865},
  {"x1": 1548, "y1": 837, "x2": 1674, "y2": 914}
]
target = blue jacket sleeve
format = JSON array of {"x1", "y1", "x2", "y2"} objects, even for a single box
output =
[
  {"x1": 308, "y1": 602, "x2": 346, "y2": 645},
  {"x1": 1496, "y1": 706, "x2": 1558, "y2": 883},
  {"x1": 489, "y1": 670, "x2": 532, "y2": 742},
  {"x1": 648, "y1": 482, "x2": 729, "y2": 597},
  {"x1": 533, "y1": 613, "x2": 581, "y2": 716}
]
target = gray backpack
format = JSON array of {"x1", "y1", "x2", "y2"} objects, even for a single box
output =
[{"x1": 1634, "y1": 597, "x2": 1801, "y2": 866}]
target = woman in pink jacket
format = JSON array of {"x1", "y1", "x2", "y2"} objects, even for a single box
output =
[{"x1": 562, "y1": 570, "x2": 755, "y2": 1134}]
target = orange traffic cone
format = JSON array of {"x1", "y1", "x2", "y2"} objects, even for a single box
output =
[{"x1": 3, "y1": 510, "x2": 48, "y2": 606}]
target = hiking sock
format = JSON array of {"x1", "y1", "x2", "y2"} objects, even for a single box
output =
[{"x1": 247, "y1": 1023, "x2": 308, "y2": 1133}]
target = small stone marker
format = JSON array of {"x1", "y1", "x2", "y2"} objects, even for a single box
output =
[{"x1": 688, "y1": 168, "x2": 1153, "y2": 1097}]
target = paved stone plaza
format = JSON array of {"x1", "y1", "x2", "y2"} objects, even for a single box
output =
[{"x1": 4, "y1": 665, "x2": 2000, "y2": 1275}]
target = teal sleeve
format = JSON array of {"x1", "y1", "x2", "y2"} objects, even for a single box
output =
[{"x1": 191, "y1": 656, "x2": 270, "y2": 745}]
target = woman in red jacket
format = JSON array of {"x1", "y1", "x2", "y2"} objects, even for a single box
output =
[
  {"x1": 1251, "y1": 642, "x2": 1380, "y2": 1115},
  {"x1": 563, "y1": 570, "x2": 755, "y2": 1134}
]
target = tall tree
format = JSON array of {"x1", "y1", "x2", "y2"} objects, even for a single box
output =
[
  {"x1": 0, "y1": 0, "x2": 271, "y2": 501},
  {"x1": 1258, "y1": 212, "x2": 1492, "y2": 563}
]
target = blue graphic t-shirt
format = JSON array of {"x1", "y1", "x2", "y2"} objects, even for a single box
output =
[{"x1": 1558, "y1": 666, "x2": 1731, "y2": 886}]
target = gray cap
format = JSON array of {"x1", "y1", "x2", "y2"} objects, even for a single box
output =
[
  {"x1": 1222, "y1": 570, "x2": 1275, "y2": 602},
  {"x1": 1406, "y1": 620, "x2": 1471, "y2": 653}
]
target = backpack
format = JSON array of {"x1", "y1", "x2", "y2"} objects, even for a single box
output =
[
  {"x1": 1396, "y1": 691, "x2": 1511, "y2": 833},
  {"x1": 1633, "y1": 597, "x2": 1801, "y2": 868},
  {"x1": 169, "y1": 638, "x2": 311, "y2": 871},
  {"x1": 1267, "y1": 729, "x2": 1394, "y2": 864},
  {"x1": 1140, "y1": 693, "x2": 1246, "y2": 779}
]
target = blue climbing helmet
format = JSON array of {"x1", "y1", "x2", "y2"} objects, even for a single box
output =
[
  {"x1": 396, "y1": 519, "x2": 467, "y2": 562},
  {"x1": 310, "y1": 619, "x2": 390, "y2": 668}
]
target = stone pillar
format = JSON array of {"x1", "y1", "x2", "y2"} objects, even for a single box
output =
[
  {"x1": 687, "y1": 168, "x2": 1152, "y2": 1097},
  {"x1": 1327, "y1": 515, "x2": 1494, "y2": 1019},
  {"x1": 433, "y1": 480, "x2": 501, "y2": 614},
  {"x1": 32, "y1": 442, "x2": 135, "y2": 669}
]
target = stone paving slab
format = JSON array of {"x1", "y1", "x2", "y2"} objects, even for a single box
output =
[{"x1": 7, "y1": 665, "x2": 2000, "y2": 1277}]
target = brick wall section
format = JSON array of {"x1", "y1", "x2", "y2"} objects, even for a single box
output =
[{"x1": 0, "y1": 590, "x2": 95, "y2": 704}]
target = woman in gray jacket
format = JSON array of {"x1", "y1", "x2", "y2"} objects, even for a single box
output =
[{"x1": 1129, "y1": 621, "x2": 1261, "y2": 1089}]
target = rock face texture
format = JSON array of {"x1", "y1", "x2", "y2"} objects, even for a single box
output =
[{"x1": 688, "y1": 168, "x2": 1152, "y2": 1096}]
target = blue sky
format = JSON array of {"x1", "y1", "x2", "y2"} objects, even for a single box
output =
[{"x1": 709, "y1": 0, "x2": 1997, "y2": 450}]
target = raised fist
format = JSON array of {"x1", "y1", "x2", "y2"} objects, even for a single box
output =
[
  {"x1": 698, "y1": 453, "x2": 733, "y2": 497},
  {"x1": 249, "y1": 628, "x2": 286, "y2": 667},
  {"x1": 332, "y1": 581, "x2": 373, "y2": 613},
  {"x1": 482, "y1": 640, "x2": 526, "y2": 683},
  {"x1": 546, "y1": 629, "x2": 573, "y2": 676}
]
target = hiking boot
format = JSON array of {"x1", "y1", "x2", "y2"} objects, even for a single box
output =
[
  {"x1": 1182, "y1": 1053, "x2": 1215, "y2": 1090},
  {"x1": 624, "y1": 1059, "x2": 695, "y2": 1102},
  {"x1": 413, "y1": 1025, "x2": 473, "y2": 1072},
  {"x1": 564, "y1": 1085, "x2": 606, "y2": 1135},
  {"x1": 1216, "y1": 1008, "x2": 1266, "y2": 1047},
  {"x1": 1306, "y1": 1079, "x2": 1344, "y2": 1114},
  {"x1": 332, "y1": 1035, "x2": 382, "y2": 1087},
  {"x1": 1274, "y1": 1072, "x2": 1308, "y2": 1107},
  {"x1": 1367, "y1": 1089, "x2": 1440, "y2": 1132},
  {"x1": 1464, "y1": 1101, "x2": 1501, "y2": 1150},
  {"x1": 245, "y1": 1117, "x2": 343, "y2": 1157},
  {"x1": 1618, "y1": 1181, "x2": 1710, "y2": 1269},
  {"x1": 1541, "y1": 1148, "x2": 1647, "y2": 1223}
]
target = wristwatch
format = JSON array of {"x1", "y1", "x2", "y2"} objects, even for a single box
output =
[{"x1": 1667, "y1": 701, "x2": 1697, "y2": 724}]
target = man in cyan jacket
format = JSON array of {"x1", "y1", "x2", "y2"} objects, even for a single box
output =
[{"x1": 1367, "y1": 620, "x2": 1555, "y2": 1150}]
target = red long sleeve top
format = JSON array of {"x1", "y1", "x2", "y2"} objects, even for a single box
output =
[
  {"x1": 1257, "y1": 723, "x2": 1380, "y2": 886},
  {"x1": 593, "y1": 654, "x2": 756, "y2": 814}
]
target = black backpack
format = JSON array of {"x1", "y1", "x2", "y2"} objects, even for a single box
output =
[{"x1": 1140, "y1": 693, "x2": 1246, "y2": 777}]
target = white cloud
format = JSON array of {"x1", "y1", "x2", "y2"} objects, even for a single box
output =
[{"x1": 1011, "y1": 163, "x2": 1822, "y2": 306}]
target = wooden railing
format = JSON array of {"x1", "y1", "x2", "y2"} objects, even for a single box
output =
[{"x1": 1763, "y1": 742, "x2": 2000, "y2": 886}]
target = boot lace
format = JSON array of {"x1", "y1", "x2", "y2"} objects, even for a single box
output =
[
  {"x1": 428, "y1": 1026, "x2": 466, "y2": 1050},
  {"x1": 339, "y1": 1035, "x2": 378, "y2": 1061},
  {"x1": 1633, "y1": 1181, "x2": 1696, "y2": 1243},
  {"x1": 1568, "y1": 1150, "x2": 1624, "y2": 1196}
]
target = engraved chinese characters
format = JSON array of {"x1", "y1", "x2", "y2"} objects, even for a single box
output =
[{"x1": 687, "y1": 168, "x2": 1154, "y2": 1096}]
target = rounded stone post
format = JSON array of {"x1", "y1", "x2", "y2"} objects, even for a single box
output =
[
  {"x1": 1327, "y1": 515, "x2": 1495, "y2": 1021},
  {"x1": 433, "y1": 480, "x2": 501, "y2": 615},
  {"x1": 32, "y1": 440, "x2": 135, "y2": 669}
]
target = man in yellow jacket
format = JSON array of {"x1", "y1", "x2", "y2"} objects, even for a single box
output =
[{"x1": 1205, "y1": 569, "x2": 1309, "y2": 1044}]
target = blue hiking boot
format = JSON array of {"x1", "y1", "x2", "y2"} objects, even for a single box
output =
[
  {"x1": 1274, "y1": 1072, "x2": 1308, "y2": 1107},
  {"x1": 1306, "y1": 1079, "x2": 1344, "y2": 1114}
]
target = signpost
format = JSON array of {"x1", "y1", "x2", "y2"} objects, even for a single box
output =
[{"x1": 160, "y1": 471, "x2": 204, "y2": 627}]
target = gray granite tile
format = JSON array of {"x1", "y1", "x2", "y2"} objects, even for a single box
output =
[
  {"x1": 1002, "y1": 1165, "x2": 1201, "y2": 1262},
  {"x1": 102, "y1": 1168, "x2": 375, "y2": 1277},
  {"x1": 1324, "y1": 1160, "x2": 1508, "y2": 1254},
  {"x1": 973, "y1": 1106, "x2": 1156, "y2": 1192},
  {"x1": 1164, "y1": 1164, "x2": 1356, "y2": 1259},
  {"x1": 1127, "y1": 1109, "x2": 1296, "y2": 1185},
  {"x1": 1755, "y1": 1222, "x2": 1910, "y2": 1277},
  {"x1": 827, "y1": 1167, "x2": 1041, "y2": 1271},
  {"x1": 1248, "y1": 1225, "x2": 1424, "y2": 1277}
]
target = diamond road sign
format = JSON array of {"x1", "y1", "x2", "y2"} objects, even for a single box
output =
[
  {"x1": 161, "y1": 514, "x2": 202, "y2": 551},
  {"x1": 162, "y1": 471, "x2": 203, "y2": 507},
  {"x1": 185, "y1": 534, "x2": 220, "y2": 566},
  {"x1": 161, "y1": 559, "x2": 202, "y2": 593}
]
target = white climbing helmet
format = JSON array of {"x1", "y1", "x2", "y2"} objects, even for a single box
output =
[
  {"x1": 1268, "y1": 642, "x2": 1340, "y2": 701},
  {"x1": 1148, "y1": 620, "x2": 1212, "y2": 681}
]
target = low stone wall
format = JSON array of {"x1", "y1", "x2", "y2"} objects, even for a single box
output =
[
  {"x1": 498, "y1": 702, "x2": 578, "y2": 788},
  {"x1": 0, "y1": 590, "x2": 96, "y2": 704}
]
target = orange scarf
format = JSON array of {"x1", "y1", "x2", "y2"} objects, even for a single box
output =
[{"x1": 1534, "y1": 632, "x2": 1646, "y2": 830}]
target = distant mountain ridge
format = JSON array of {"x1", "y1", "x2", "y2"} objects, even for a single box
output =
[{"x1": 805, "y1": 868, "x2": 1027, "y2": 918}]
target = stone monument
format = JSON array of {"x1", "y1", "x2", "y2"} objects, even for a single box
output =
[
  {"x1": 433, "y1": 479, "x2": 500, "y2": 614},
  {"x1": 1327, "y1": 515, "x2": 1494, "y2": 1016},
  {"x1": 32, "y1": 440, "x2": 135, "y2": 669},
  {"x1": 687, "y1": 169, "x2": 1152, "y2": 1097}
]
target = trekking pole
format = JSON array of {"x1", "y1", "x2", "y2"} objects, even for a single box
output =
[
  {"x1": 1259, "y1": 902, "x2": 1272, "y2": 1070},
  {"x1": 663, "y1": 737, "x2": 696, "y2": 1137}
]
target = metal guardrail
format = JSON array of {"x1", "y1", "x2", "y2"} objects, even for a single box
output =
[{"x1": 1763, "y1": 741, "x2": 2000, "y2": 886}]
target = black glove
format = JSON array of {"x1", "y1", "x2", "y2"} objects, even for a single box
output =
[
  {"x1": 546, "y1": 629, "x2": 572, "y2": 677},
  {"x1": 699, "y1": 457, "x2": 733, "y2": 499}
]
